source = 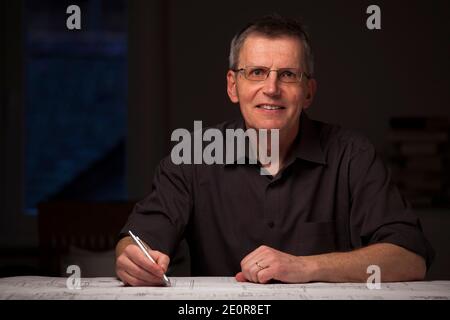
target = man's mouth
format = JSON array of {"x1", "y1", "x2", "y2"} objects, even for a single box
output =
[{"x1": 256, "y1": 104, "x2": 286, "y2": 110}]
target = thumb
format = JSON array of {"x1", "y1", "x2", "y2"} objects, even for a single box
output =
[{"x1": 235, "y1": 272, "x2": 247, "y2": 282}]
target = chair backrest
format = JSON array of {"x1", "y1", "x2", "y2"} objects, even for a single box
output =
[{"x1": 38, "y1": 201, "x2": 135, "y2": 276}]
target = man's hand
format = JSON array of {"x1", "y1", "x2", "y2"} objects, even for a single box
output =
[
  {"x1": 236, "y1": 243, "x2": 426, "y2": 284},
  {"x1": 115, "y1": 236, "x2": 170, "y2": 286},
  {"x1": 236, "y1": 245, "x2": 316, "y2": 284}
]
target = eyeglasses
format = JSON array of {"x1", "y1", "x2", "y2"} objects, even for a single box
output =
[{"x1": 232, "y1": 66, "x2": 311, "y2": 83}]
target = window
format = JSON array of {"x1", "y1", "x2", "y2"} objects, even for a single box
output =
[{"x1": 24, "y1": 0, "x2": 128, "y2": 214}]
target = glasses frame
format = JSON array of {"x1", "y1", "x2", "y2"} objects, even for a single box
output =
[{"x1": 232, "y1": 66, "x2": 311, "y2": 83}]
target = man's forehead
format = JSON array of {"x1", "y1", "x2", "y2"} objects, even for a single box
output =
[{"x1": 239, "y1": 34, "x2": 304, "y2": 67}]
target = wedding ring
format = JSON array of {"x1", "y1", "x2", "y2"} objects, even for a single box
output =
[{"x1": 255, "y1": 261, "x2": 266, "y2": 271}]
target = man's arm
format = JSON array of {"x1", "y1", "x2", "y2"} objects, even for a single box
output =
[
  {"x1": 116, "y1": 156, "x2": 193, "y2": 286},
  {"x1": 236, "y1": 243, "x2": 426, "y2": 284},
  {"x1": 308, "y1": 243, "x2": 426, "y2": 282}
]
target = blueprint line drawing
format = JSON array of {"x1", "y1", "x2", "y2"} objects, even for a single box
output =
[{"x1": 0, "y1": 276, "x2": 449, "y2": 300}]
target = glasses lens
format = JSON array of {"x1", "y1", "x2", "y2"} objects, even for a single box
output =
[
  {"x1": 242, "y1": 67, "x2": 303, "y2": 83},
  {"x1": 245, "y1": 67, "x2": 269, "y2": 81},
  {"x1": 279, "y1": 69, "x2": 302, "y2": 83}
]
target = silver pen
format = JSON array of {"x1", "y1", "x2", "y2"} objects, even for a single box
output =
[{"x1": 128, "y1": 230, "x2": 171, "y2": 286}]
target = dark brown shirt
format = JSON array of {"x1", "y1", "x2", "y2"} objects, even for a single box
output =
[{"x1": 120, "y1": 113, "x2": 434, "y2": 276}]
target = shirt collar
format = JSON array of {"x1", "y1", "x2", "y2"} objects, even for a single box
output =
[
  {"x1": 291, "y1": 112, "x2": 327, "y2": 165},
  {"x1": 225, "y1": 112, "x2": 326, "y2": 166}
]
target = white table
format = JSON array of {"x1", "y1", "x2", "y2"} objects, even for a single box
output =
[{"x1": 1, "y1": 276, "x2": 449, "y2": 300}]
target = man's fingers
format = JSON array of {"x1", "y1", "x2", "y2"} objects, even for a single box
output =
[
  {"x1": 117, "y1": 269, "x2": 147, "y2": 287},
  {"x1": 240, "y1": 246, "x2": 265, "y2": 266},
  {"x1": 116, "y1": 253, "x2": 163, "y2": 286},
  {"x1": 240, "y1": 247, "x2": 260, "y2": 266},
  {"x1": 153, "y1": 250, "x2": 170, "y2": 272},
  {"x1": 126, "y1": 245, "x2": 164, "y2": 274},
  {"x1": 235, "y1": 272, "x2": 247, "y2": 282},
  {"x1": 120, "y1": 255, "x2": 164, "y2": 285},
  {"x1": 121, "y1": 269, "x2": 164, "y2": 287},
  {"x1": 256, "y1": 268, "x2": 272, "y2": 284},
  {"x1": 116, "y1": 242, "x2": 172, "y2": 287},
  {"x1": 241, "y1": 251, "x2": 269, "y2": 283},
  {"x1": 136, "y1": 240, "x2": 170, "y2": 271},
  {"x1": 241, "y1": 260, "x2": 260, "y2": 283}
]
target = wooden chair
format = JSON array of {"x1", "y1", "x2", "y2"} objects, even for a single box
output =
[
  {"x1": 38, "y1": 201, "x2": 134, "y2": 276},
  {"x1": 38, "y1": 201, "x2": 190, "y2": 277}
]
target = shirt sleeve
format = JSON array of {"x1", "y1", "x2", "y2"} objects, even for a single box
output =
[
  {"x1": 118, "y1": 156, "x2": 193, "y2": 256},
  {"x1": 348, "y1": 137, "x2": 435, "y2": 270}
]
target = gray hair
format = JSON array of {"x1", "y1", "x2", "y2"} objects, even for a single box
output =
[{"x1": 229, "y1": 14, "x2": 314, "y2": 76}]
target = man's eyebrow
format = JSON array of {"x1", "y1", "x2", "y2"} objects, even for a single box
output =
[
  {"x1": 245, "y1": 64, "x2": 301, "y2": 70},
  {"x1": 242, "y1": 63, "x2": 267, "y2": 67}
]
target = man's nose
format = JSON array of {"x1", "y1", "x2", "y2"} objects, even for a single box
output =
[{"x1": 262, "y1": 71, "x2": 281, "y2": 97}]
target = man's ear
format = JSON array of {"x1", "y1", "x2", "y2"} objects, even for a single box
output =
[
  {"x1": 227, "y1": 70, "x2": 239, "y2": 103},
  {"x1": 303, "y1": 78, "x2": 317, "y2": 109}
]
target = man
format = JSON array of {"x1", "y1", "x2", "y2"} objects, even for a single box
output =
[{"x1": 116, "y1": 15, "x2": 433, "y2": 286}]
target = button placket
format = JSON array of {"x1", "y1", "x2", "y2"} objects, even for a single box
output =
[{"x1": 264, "y1": 181, "x2": 278, "y2": 234}]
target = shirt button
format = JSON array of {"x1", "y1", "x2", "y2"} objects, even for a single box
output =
[{"x1": 267, "y1": 221, "x2": 275, "y2": 228}]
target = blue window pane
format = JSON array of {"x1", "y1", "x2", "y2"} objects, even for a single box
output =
[{"x1": 25, "y1": 0, "x2": 128, "y2": 213}]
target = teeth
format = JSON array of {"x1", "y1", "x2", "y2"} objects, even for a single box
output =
[{"x1": 259, "y1": 105, "x2": 283, "y2": 110}]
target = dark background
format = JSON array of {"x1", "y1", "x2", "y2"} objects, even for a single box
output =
[{"x1": 1, "y1": 0, "x2": 449, "y2": 279}]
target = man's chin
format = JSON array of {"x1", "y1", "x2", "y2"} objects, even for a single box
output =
[{"x1": 252, "y1": 121, "x2": 284, "y2": 131}]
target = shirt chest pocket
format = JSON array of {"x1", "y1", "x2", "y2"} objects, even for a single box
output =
[{"x1": 294, "y1": 221, "x2": 338, "y2": 256}]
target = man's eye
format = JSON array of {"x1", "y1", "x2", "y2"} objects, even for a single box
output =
[
  {"x1": 280, "y1": 71, "x2": 296, "y2": 78},
  {"x1": 249, "y1": 69, "x2": 266, "y2": 76}
]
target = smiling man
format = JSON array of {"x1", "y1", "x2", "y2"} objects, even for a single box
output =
[
  {"x1": 115, "y1": 15, "x2": 434, "y2": 286},
  {"x1": 226, "y1": 29, "x2": 316, "y2": 176}
]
